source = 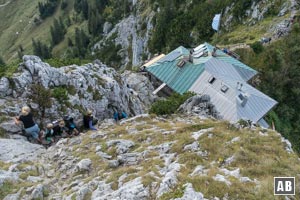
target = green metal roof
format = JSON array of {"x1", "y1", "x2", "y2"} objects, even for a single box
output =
[
  {"x1": 147, "y1": 60, "x2": 205, "y2": 94},
  {"x1": 147, "y1": 42, "x2": 257, "y2": 94}
]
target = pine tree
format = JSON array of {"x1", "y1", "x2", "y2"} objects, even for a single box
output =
[
  {"x1": 30, "y1": 84, "x2": 52, "y2": 122},
  {"x1": 74, "y1": 0, "x2": 82, "y2": 13},
  {"x1": 50, "y1": 18, "x2": 66, "y2": 45},
  {"x1": 0, "y1": 56, "x2": 5, "y2": 66},
  {"x1": 82, "y1": 0, "x2": 89, "y2": 20},
  {"x1": 88, "y1": 8, "x2": 103, "y2": 36}
]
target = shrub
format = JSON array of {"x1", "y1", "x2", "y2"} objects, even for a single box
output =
[
  {"x1": 29, "y1": 84, "x2": 52, "y2": 122},
  {"x1": 150, "y1": 92, "x2": 194, "y2": 115},
  {"x1": 250, "y1": 41, "x2": 263, "y2": 54},
  {"x1": 52, "y1": 87, "x2": 69, "y2": 103}
]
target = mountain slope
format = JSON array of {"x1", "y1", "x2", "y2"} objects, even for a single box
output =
[{"x1": 1, "y1": 114, "x2": 299, "y2": 199}]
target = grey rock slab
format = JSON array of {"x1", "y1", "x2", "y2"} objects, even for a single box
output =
[
  {"x1": 0, "y1": 139, "x2": 45, "y2": 163},
  {"x1": 0, "y1": 120, "x2": 22, "y2": 134},
  {"x1": 0, "y1": 170, "x2": 20, "y2": 186}
]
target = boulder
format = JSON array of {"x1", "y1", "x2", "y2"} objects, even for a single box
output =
[
  {"x1": 0, "y1": 120, "x2": 22, "y2": 134},
  {"x1": 76, "y1": 159, "x2": 92, "y2": 172},
  {"x1": 178, "y1": 95, "x2": 221, "y2": 119}
]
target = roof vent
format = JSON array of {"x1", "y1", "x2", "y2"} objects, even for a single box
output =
[
  {"x1": 177, "y1": 59, "x2": 186, "y2": 68},
  {"x1": 212, "y1": 48, "x2": 217, "y2": 57},
  {"x1": 208, "y1": 76, "x2": 216, "y2": 84},
  {"x1": 237, "y1": 93, "x2": 248, "y2": 107},
  {"x1": 221, "y1": 85, "x2": 229, "y2": 93}
]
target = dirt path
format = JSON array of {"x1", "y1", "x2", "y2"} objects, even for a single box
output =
[{"x1": 0, "y1": 0, "x2": 11, "y2": 8}]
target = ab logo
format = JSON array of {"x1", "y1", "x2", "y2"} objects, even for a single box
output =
[{"x1": 274, "y1": 177, "x2": 295, "y2": 195}]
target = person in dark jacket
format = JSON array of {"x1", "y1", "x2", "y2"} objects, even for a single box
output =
[
  {"x1": 53, "y1": 119, "x2": 70, "y2": 138},
  {"x1": 83, "y1": 110, "x2": 98, "y2": 131},
  {"x1": 14, "y1": 106, "x2": 41, "y2": 143}
]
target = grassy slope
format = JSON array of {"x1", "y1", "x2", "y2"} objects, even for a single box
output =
[
  {"x1": 0, "y1": 0, "x2": 77, "y2": 62},
  {"x1": 1, "y1": 115, "x2": 299, "y2": 199},
  {"x1": 212, "y1": 14, "x2": 291, "y2": 46}
]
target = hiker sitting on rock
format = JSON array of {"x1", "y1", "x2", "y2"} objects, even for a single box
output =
[
  {"x1": 53, "y1": 119, "x2": 71, "y2": 138},
  {"x1": 83, "y1": 110, "x2": 98, "y2": 131},
  {"x1": 42, "y1": 123, "x2": 55, "y2": 144},
  {"x1": 14, "y1": 106, "x2": 42, "y2": 143},
  {"x1": 113, "y1": 110, "x2": 128, "y2": 123},
  {"x1": 64, "y1": 115, "x2": 80, "y2": 136}
]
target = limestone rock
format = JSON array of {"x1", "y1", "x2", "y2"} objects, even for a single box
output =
[
  {"x1": 117, "y1": 152, "x2": 141, "y2": 166},
  {"x1": 92, "y1": 177, "x2": 149, "y2": 200},
  {"x1": 0, "y1": 170, "x2": 20, "y2": 186},
  {"x1": 0, "y1": 55, "x2": 156, "y2": 131},
  {"x1": 0, "y1": 120, "x2": 22, "y2": 134},
  {"x1": 93, "y1": 10, "x2": 155, "y2": 68},
  {"x1": 3, "y1": 188, "x2": 23, "y2": 200},
  {"x1": 76, "y1": 159, "x2": 92, "y2": 172},
  {"x1": 190, "y1": 165, "x2": 207, "y2": 177},
  {"x1": 157, "y1": 162, "x2": 181, "y2": 197},
  {"x1": 108, "y1": 160, "x2": 120, "y2": 168},
  {"x1": 213, "y1": 174, "x2": 231, "y2": 186},
  {"x1": 31, "y1": 184, "x2": 44, "y2": 200},
  {"x1": 106, "y1": 139, "x2": 135, "y2": 154},
  {"x1": 0, "y1": 139, "x2": 45, "y2": 163},
  {"x1": 184, "y1": 141, "x2": 200, "y2": 152},
  {"x1": 0, "y1": 77, "x2": 12, "y2": 97},
  {"x1": 172, "y1": 183, "x2": 206, "y2": 200},
  {"x1": 178, "y1": 95, "x2": 221, "y2": 119}
]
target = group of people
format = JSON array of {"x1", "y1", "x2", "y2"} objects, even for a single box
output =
[
  {"x1": 14, "y1": 106, "x2": 128, "y2": 146},
  {"x1": 14, "y1": 106, "x2": 85, "y2": 145}
]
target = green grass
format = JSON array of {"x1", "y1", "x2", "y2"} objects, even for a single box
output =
[
  {"x1": 0, "y1": 0, "x2": 76, "y2": 62},
  {"x1": 0, "y1": 181, "x2": 15, "y2": 199},
  {"x1": 212, "y1": 14, "x2": 290, "y2": 46}
]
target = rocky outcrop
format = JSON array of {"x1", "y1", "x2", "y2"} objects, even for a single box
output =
[
  {"x1": 0, "y1": 114, "x2": 298, "y2": 199},
  {"x1": 0, "y1": 55, "x2": 156, "y2": 134},
  {"x1": 0, "y1": 139, "x2": 45, "y2": 163},
  {"x1": 93, "y1": 6, "x2": 155, "y2": 68},
  {"x1": 178, "y1": 95, "x2": 221, "y2": 119}
]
